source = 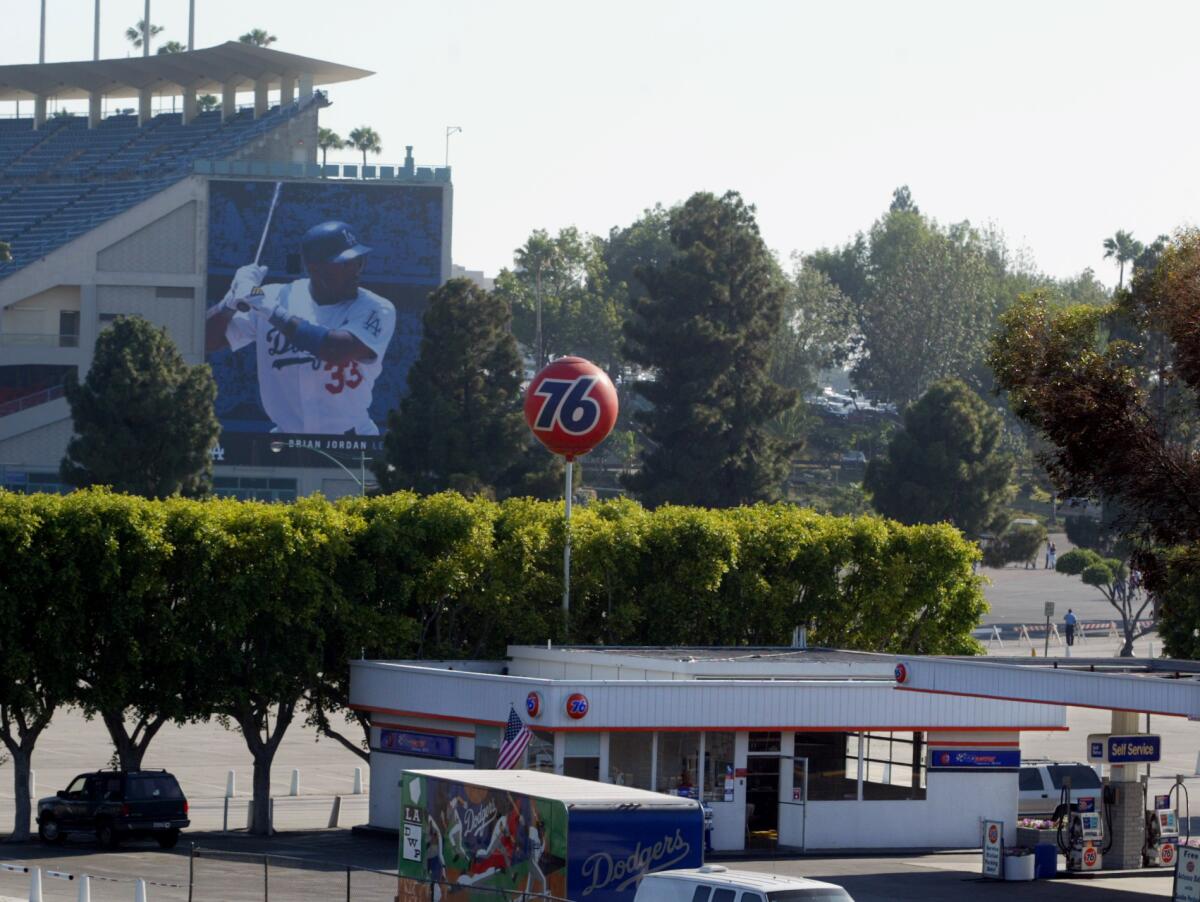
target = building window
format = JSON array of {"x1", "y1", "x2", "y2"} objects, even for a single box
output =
[
  {"x1": 794, "y1": 732, "x2": 856, "y2": 801},
  {"x1": 58, "y1": 311, "x2": 80, "y2": 347},
  {"x1": 527, "y1": 729, "x2": 554, "y2": 772},
  {"x1": 656, "y1": 732, "x2": 700, "y2": 797},
  {"x1": 702, "y1": 732, "x2": 735, "y2": 802},
  {"x1": 563, "y1": 732, "x2": 599, "y2": 781},
  {"x1": 212, "y1": 476, "x2": 297, "y2": 502},
  {"x1": 475, "y1": 725, "x2": 500, "y2": 769},
  {"x1": 156, "y1": 287, "x2": 194, "y2": 299},
  {"x1": 857, "y1": 732, "x2": 926, "y2": 800},
  {"x1": 748, "y1": 731, "x2": 780, "y2": 753},
  {"x1": 609, "y1": 732, "x2": 653, "y2": 789}
]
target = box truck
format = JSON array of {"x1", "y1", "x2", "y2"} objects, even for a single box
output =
[{"x1": 397, "y1": 769, "x2": 704, "y2": 902}]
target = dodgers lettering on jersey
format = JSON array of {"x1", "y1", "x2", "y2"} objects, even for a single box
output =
[{"x1": 226, "y1": 278, "x2": 396, "y2": 435}]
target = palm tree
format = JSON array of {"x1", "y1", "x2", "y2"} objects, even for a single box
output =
[
  {"x1": 197, "y1": 95, "x2": 220, "y2": 113},
  {"x1": 345, "y1": 126, "x2": 382, "y2": 173},
  {"x1": 1102, "y1": 230, "x2": 1145, "y2": 290},
  {"x1": 125, "y1": 20, "x2": 164, "y2": 51},
  {"x1": 238, "y1": 29, "x2": 277, "y2": 47},
  {"x1": 318, "y1": 128, "x2": 343, "y2": 168},
  {"x1": 156, "y1": 41, "x2": 185, "y2": 54}
]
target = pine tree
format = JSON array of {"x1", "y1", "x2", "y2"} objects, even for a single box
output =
[
  {"x1": 61, "y1": 316, "x2": 219, "y2": 497},
  {"x1": 864, "y1": 378, "x2": 1012, "y2": 535},
  {"x1": 623, "y1": 191, "x2": 798, "y2": 507},
  {"x1": 378, "y1": 278, "x2": 555, "y2": 497}
]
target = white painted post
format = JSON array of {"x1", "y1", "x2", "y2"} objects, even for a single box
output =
[
  {"x1": 134, "y1": 878, "x2": 147, "y2": 902},
  {"x1": 289, "y1": 769, "x2": 299, "y2": 796},
  {"x1": 225, "y1": 770, "x2": 236, "y2": 798},
  {"x1": 29, "y1": 867, "x2": 43, "y2": 902},
  {"x1": 328, "y1": 795, "x2": 342, "y2": 828},
  {"x1": 352, "y1": 767, "x2": 363, "y2": 795},
  {"x1": 76, "y1": 874, "x2": 91, "y2": 902}
]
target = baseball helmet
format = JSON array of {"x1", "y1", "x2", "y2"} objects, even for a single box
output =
[{"x1": 301, "y1": 221, "x2": 371, "y2": 264}]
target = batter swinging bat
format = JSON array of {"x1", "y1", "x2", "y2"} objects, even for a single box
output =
[{"x1": 236, "y1": 181, "x2": 283, "y2": 311}]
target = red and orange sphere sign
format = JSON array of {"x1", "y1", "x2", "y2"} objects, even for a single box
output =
[{"x1": 523, "y1": 357, "x2": 618, "y2": 460}]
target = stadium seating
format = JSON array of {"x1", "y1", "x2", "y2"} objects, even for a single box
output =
[{"x1": 0, "y1": 102, "x2": 306, "y2": 280}]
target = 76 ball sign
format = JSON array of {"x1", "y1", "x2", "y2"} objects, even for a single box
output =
[{"x1": 524, "y1": 357, "x2": 618, "y2": 460}]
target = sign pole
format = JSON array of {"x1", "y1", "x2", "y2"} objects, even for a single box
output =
[
  {"x1": 563, "y1": 458, "x2": 573, "y2": 620},
  {"x1": 1044, "y1": 601, "x2": 1055, "y2": 658}
]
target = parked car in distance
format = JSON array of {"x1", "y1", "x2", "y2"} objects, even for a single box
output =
[
  {"x1": 37, "y1": 769, "x2": 189, "y2": 848},
  {"x1": 635, "y1": 865, "x2": 855, "y2": 902},
  {"x1": 1019, "y1": 761, "x2": 1103, "y2": 816}
]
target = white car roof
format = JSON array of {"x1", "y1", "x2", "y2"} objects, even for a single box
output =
[{"x1": 644, "y1": 866, "x2": 844, "y2": 892}]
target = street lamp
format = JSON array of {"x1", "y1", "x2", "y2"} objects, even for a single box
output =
[
  {"x1": 445, "y1": 126, "x2": 462, "y2": 168},
  {"x1": 269, "y1": 440, "x2": 371, "y2": 496}
]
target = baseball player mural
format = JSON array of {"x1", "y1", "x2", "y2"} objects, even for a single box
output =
[
  {"x1": 205, "y1": 220, "x2": 396, "y2": 435},
  {"x1": 204, "y1": 179, "x2": 447, "y2": 465}
]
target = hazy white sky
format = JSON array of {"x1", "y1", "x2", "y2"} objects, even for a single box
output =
[{"x1": 4, "y1": 0, "x2": 1198, "y2": 283}]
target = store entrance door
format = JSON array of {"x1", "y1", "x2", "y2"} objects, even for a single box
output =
[{"x1": 746, "y1": 731, "x2": 780, "y2": 847}]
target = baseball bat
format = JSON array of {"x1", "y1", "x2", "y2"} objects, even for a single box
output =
[{"x1": 236, "y1": 181, "x2": 283, "y2": 311}]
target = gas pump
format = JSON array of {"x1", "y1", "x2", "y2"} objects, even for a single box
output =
[
  {"x1": 1056, "y1": 777, "x2": 1113, "y2": 873},
  {"x1": 1143, "y1": 776, "x2": 1189, "y2": 868}
]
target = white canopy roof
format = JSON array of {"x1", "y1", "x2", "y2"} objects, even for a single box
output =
[
  {"x1": 895, "y1": 656, "x2": 1200, "y2": 718},
  {"x1": 0, "y1": 42, "x2": 372, "y2": 101}
]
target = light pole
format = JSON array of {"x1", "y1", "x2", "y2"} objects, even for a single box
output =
[
  {"x1": 270, "y1": 441, "x2": 371, "y2": 496},
  {"x1": 445, "y1": 126, "x2": 462, "y2": 168}
]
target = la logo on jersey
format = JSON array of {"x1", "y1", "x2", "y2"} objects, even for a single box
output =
[{"x1": 342, "y1": 228, "x2": 358, "y2": 247}]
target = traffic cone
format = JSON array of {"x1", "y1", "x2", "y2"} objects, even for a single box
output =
[
  {"x1": 28, "y1": 867, "x2": 42, "y2": 902},
  {"x1": 76, "y1": 874, "x2": 90, "y2": 902}
]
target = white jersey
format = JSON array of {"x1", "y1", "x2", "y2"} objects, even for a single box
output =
[{"x1": 226, "y1": 279, "x2": 396, "y2": 435}]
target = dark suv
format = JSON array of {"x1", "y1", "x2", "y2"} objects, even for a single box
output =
[{"x1": 37, "y1": 770, "x2": 189, "y2": 848}]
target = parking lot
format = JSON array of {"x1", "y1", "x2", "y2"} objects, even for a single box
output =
[{"x1": 0, "y1": 831, "x2": 1179, "y2": 901}]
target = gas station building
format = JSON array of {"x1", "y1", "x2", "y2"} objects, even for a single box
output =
[{"x1": 349, "y1": 646, "x2": 1067, "y2": 852}]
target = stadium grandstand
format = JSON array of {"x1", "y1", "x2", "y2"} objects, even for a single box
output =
[{"x1": 0, "y1": 42, "x2": 452, "y2": 500}]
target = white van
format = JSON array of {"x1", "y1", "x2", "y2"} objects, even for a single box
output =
[{"x1": 634, "y1": 866, "x2": 855, "y2": 902}]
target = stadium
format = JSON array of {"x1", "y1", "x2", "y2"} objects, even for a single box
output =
[{"x1": 0, "y1": 38, "x2": 452, "y2": 499}]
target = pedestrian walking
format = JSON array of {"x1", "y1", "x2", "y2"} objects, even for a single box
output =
[
  {"x1": 1048, "y1": 541, "x2": 1057, "y2": 570},
  {"x1": 1064, "y1": 608, "x2": 1077, "y2": 646},
  {"x1": 1045, "y1": 540, "x2": 1052, "y2": 569}
]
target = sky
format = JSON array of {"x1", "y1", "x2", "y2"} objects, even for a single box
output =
[{"x1": 4, "y1": 0, "x2": 1199, "y2": 284}]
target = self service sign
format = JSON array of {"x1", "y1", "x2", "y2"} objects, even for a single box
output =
[{"x1": 1087, "y1": 733, "x2": 1162, "y2": 764}]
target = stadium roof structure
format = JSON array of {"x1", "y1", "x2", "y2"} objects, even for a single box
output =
[{"x1": 0, "y1": 42, "x2": 373, "y2": 102}]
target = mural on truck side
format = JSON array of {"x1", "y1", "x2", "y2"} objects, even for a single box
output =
[{"x1": 398, "y1": 773, "x2": 568, "y2": 902}]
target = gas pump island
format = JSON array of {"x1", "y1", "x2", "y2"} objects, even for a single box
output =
[{"x1": 894, "y1": 656, "x2": 1200, "y2": 871}]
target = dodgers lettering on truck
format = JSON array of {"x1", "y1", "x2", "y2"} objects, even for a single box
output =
[{"x1": 396, "y1": 769, "x2": 704, "y2": 902}]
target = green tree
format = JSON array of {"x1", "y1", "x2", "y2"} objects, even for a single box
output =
[
  {"x1": 317, "y1": 127, "x2": 342, "y2": 167},
  {"x1": 1103, "y1": 229, "x2": 1144, "y2": 290},
  {"x1": 0, "y1": 493, "x2": 84, "y2": 841},
  {"x1": 623, "y1": 191, "x2": 798, "y2": 506},
  {"x1": 495, "y1": 227, "x2": 624, "y2": 373},
  {"x1": 156, "y1": 40, "x2": 185, "y2": 54},
  {"x1": 125, "y1": 19, "x2": 163, "y2": 51},
  {"x1": 197, "y1": 94, "x2": 220, "y2": 113},
  {"x1": 807, "y1": 189, "x2": 1017, "y2": 407},
  {"x1": 0, "y1": 240, "x2": 10, "y2": 263},
  {"x1": 982, "y1": 521, "x2": 1047, "y2": 568},
  {"x1": 60, "y1": 492, "x2": 211, "y2": 771},
  {"x1": 187, "y1": 497, "x2": 354, "y2": 834},
  {"x1": 771, "y1": 263, "x2": 854, "y2": 396},
  {"x1": 864, "y1": 379, "x2": 1013, "y2": 536},
  {"x1": 238, "y1": 28, "x2": 277, "y2": 47},
  {"x1": 345, "y1": 126, "x2": 382, "y2": 171},
  {"x1": 377, "y1": 278, "x2": 542, "y2": 497},
  {"x1": 61, "y1": 316, "x2": 219, "y2": 498},
  {"x1": 1056, "y1": 548, "x2": 1150, "y2": 655}
]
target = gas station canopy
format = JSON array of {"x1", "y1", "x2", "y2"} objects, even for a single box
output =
[{"x1": 894, "y1": 656, "x2": 1200, "y2": 719}]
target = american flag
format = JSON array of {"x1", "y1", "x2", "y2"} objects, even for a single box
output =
[{"x1": 497, "y1": 706, "x2": 531, "y2": 769}]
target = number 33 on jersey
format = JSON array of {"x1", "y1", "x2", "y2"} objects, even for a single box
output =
[{"x1": 523, "y1": 356, "x2": 619, "y2": 459}]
